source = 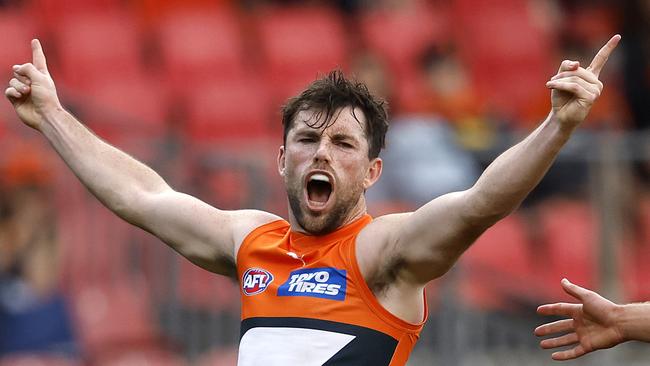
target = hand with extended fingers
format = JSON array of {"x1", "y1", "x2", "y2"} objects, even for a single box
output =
[
  {"x1": 535, "y1": 279, "x2": 626, "y2": 361},
  {"x1": 5, "y1": 39, "x2": 61, "y2": 131},
  {"x1": 547, "y1": 34, "x2": 621, "y2": 130}
]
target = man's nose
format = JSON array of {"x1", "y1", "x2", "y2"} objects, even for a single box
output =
[{"x1": 313, "y1": 140, "x2": 331, "y2": 163}]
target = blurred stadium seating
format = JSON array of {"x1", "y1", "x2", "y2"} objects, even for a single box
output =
[
  {"x1": 71, "y1": 276, "x2": 186, "y2": 364},
  {"x1": 0, "y1": 9, "x2": 38, "y2": 80},
  {"x1": 156, "y1": 8, "x2": 248, "y2": 87},
  {"x1": 453, "y1": 0, "x2": 556, "y2": 124},
  {"x1": 255, "y1": 6, "x2": 348, "y2": 103},
  {"x1": 184, "y1": 77, "x2": 272, "y2": 143},
  {"x1": 0, "y1": 1, "x2": 648, "y2": 365},
  {"x1": 53, "y1": 11, "x2": 145, "y2": 87},
  {"x1": 622, "y1": 195, "x2": 650, "y2": 301},
  {"x1": 359, "y1": 1, "x2": 448, "y2": 79},
  {"x1": 536, "y1": 199, "x2": 599, "y2": 300},
  {"x1": 458, "y1": 213, "x2": 541, "y2": 311}
]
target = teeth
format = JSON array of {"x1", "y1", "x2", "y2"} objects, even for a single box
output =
[{"x1": 309, "y1": 174, "x2": 330, "y2": 183}]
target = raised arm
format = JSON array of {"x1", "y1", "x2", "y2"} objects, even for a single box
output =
[
  {"x1": 359, "y1": 35, "x2": 621, "y2": 286},
  {"x1": 535, "y1": 279, "x2": 650, "y2": 361},
  {"x1": 5, "y1": 40, "x2": 279, "y2": 277}
]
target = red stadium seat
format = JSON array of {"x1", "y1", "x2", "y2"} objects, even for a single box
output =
[
  {"x1": 0, "y1": 115, "x2": 8, "y2": 140},
  {"x1": 80, "y1": 76, "x2": 171, "y2": 143},
  {"x1": 0, "y1": 10, "x2": 38, "y2": 79},
  {"x1": 536, "y1": 199, "x2": 598, "y2": 300},
  {"x1": 620, "y1": 238, "x2": 650, "y2": 303},
  {"x1": 184, "y1": 77, "x2": 273, "y2": 143},
  {"x1": 0, "y1": 11, "x2": 39, "y2": 129},
  {"x1": 390, "y1": 73, "x2": 429, "y2": 115},
  {"x1": 29, "y1": 0, "x2": 125, "y2": 25},
  {"x1": 57, "y1": 197, "x2": 133, "y2": 289},
  {"x1": 453, "y1": 0, "x2": 557, "y2": 123},
  {"x1": 56, "y1": 180, "x2": 92, "y2": 290},
  {"x1": 458, "y1": 213, "x2": 540, "y2": 310},
  {"x1": 53, "y1": 11, "x2": 145, "y2": 87},
  {"x1": 564, "y1": 5, "x2": 618, "y2": 48},
  {"x1": 205, "y1": 167, "x2": 255, "y2": 210},
  {"x1": 156, "y1": 8, "x2": 248, "y2": 88},
  {"x1": 177, "y1": 258, "x2": 239, "y2": 311},
  {"x1": 256, "y1": 6, "x2": 348, "y2": 102},
  {"x1": 134, "y1": 0, "x2": 235, "y2": 26},
  {"x1": 622, "y1": 196, "x2": 650, "y2": 301},
  {"x1": 359, "y1": 2, "x2": 449, "y2": 79},
  {"x1": 71, "y1": 278, "x2": 168, "y2": 360}
]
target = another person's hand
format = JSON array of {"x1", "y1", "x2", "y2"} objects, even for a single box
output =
[
  {"x1": 5, "y1": 39, "x2": 61, "y2": 131},
  {"x1": 535, "y1": 278, "x2": 626, "y2": 361},
  {"x1": 547, "y1": 35, "x2": 620, "y2": 130}
]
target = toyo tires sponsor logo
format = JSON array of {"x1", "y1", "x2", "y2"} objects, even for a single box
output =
[
  {"x1": 242, "y1": 268, "x2": 274, "y2": 296},
  {"x1": 277, "y1": 267, "x2": 347, "y2": 301}
]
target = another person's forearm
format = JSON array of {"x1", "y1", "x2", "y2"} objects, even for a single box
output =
[
  {"x1": 40, "y1": 106, "x2": 170, "y2": 222},
  {"x1": 617, "y1": 302, "x2": 650, "y2": 343},
  {"x1": 467, "y1": 113, "x2": 571, "y2": 221}
]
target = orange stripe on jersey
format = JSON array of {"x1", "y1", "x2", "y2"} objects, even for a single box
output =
[{"x1": 236, "y1": 214, "x2": 427, "y2": 365}]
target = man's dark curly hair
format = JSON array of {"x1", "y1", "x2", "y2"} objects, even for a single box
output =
[{"x1": 281, "y1": 70, "x2": 389, "y2": 159}]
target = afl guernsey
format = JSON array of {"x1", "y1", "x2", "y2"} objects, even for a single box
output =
[{"x1": 237, "y1": 214, "x2": 427, "y2": 366}]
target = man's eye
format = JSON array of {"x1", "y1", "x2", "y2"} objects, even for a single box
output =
[
  {"x1": 338, "y1": 142, "x2": 354, "y2": 148},
  {"x1": 299, "y1": 138, "x2": 315, "y2": 143}
]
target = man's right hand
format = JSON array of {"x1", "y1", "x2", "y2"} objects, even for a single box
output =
[
  {"x1": 5, "y1": 39, "x2": 61, "y2": 131},
  {"x1": 535, "y1": 279, "x2": 626, "y2": 361}
]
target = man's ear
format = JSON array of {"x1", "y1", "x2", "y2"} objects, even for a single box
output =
[
  {"x1": 363, "y1": 157, "x2": 382, "y2": 190},
  {"x1": 277, "y1": 146, "x2": 286, "y2": 176}
]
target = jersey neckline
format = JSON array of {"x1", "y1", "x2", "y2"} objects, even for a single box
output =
[{"x1": 288, "y1": 214, "x2": 372, "y2": 252}]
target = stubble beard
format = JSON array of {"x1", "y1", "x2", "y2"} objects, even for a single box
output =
[{"x1": 285, "y1": 176, "x2": 363, "y2": 236}]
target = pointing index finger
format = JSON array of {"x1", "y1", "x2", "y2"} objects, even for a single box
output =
[
  {"x1": 588, "y1": 34, "x2": 621, "y2": 77},
  {"x1": 31, "y1": 39, "x2": 48, "y2": 73}
]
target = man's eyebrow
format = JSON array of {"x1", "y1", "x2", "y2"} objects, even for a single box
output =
[
  {"x1": 294, "y1": 130, "x2": 320, "y2": 138},
  {"x1": 331, "y1": 133, "x2": 358, "y2": 142}
]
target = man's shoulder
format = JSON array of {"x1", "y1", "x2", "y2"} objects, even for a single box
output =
[
  {"x1": 358, "y1": 212, "x2": 411, "y2": 239},
  {"x1": 231, "y1": 209, "x2": 286, "y2": 250},
  {"x1": 230, "y1": 209, "x2": 284, "y2": 225}
]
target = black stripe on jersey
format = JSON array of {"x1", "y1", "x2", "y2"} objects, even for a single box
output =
[{"x1": 241, "y1": 317, "x2": 398, "y2": 365}]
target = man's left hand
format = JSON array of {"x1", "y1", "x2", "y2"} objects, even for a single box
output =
[{"x1": 547, "y1": 34, "x2": 621, "y2": 130}]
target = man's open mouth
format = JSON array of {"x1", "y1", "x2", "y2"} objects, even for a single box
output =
[{"x1": 306, "y1": 173, "x2": 333, "y2": 208}]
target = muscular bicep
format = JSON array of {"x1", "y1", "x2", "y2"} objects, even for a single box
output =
[
  {"x1": 361, "y1": 189, "x2": 497, "y2": 287},
  {"x1": 396, "y1": 190, "x2": 493, "y2": 282},
  {"x1": 131, "y1": 189, "x2": 279, "y2": 277}
]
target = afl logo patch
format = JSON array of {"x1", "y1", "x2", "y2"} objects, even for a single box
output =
[{"x1": 242, "y1": 268, "x2": 274, "y2": 296}]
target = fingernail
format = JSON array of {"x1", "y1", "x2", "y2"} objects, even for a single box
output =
[{"x1": 12, "y1": 65, "x2": 19, "y2": 70}]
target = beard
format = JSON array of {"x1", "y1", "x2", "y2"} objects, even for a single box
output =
[{"x1": 285, "y1": 174, "x2": 364, "y2": 236}]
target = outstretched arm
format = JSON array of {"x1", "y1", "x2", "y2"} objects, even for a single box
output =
[
  {"x1": 359, "y1": 35, "x2": 621, "y2": 285},
  {"x1": 5, "y1": 40, "x2": 278, "y2": 276},
  {"x1": 535, "y1": 279, "x2": 650, "y2": 361}
]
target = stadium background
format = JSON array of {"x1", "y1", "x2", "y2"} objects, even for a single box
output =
[{"x1": 0, "y1": 0, "x2": 649, "y2": 365}]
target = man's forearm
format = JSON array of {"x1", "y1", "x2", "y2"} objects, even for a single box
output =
[
  {"x1": 467, "y1": 113, "x2": 572, "y2": 221},
  {"x1": 40, "y1": 106, "x2": 170, "y2": 222},
  {"x1": 618, "y1": 302, "x2": 650, "y2": 343}
]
